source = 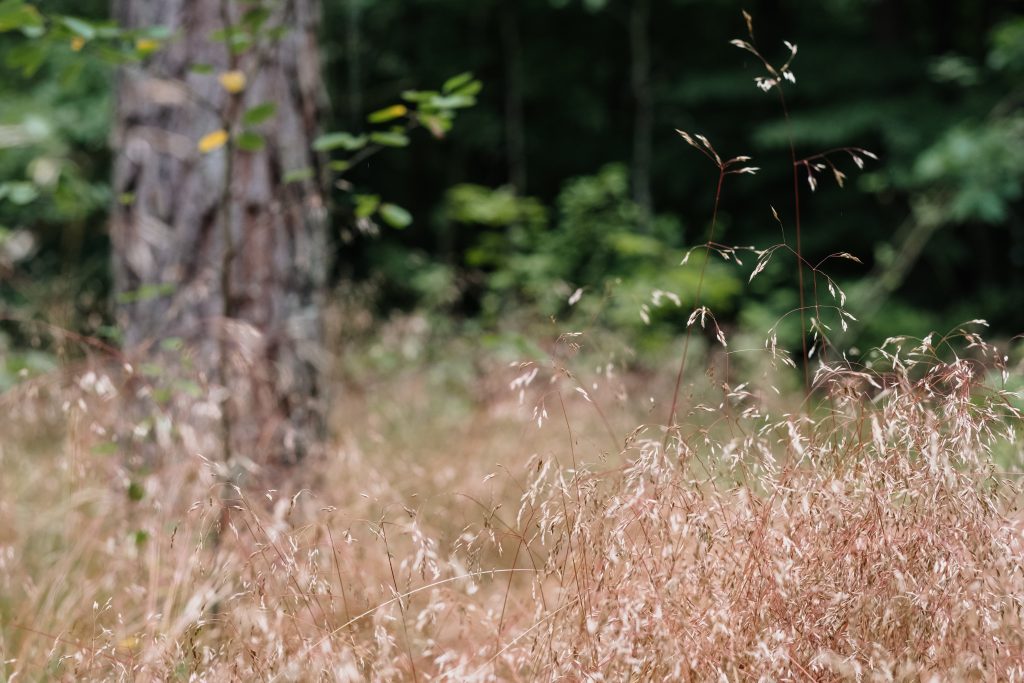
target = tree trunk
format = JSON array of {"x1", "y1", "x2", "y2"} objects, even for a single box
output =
[{"x1": 110, "y1": 0, "x2": 328, "y2": 469}]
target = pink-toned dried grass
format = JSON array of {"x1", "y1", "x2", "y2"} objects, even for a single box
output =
[{"x1": 1, "y1": 329, "x2": 1021, "y2": 682}]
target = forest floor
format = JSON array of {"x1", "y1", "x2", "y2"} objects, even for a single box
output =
[{"x1": 2, "y1": 313, "x2": 1023, "y2": 680}]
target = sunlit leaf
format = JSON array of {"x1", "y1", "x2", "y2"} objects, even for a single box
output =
[
  {"x1": 428, "y1": 94, "x2": 475, "y2": 110},
  {"x1": 442, "y1": 72, "x2": 474, "y2": 94},
  {"x1": 448, "y1": 79, "x2": 482, "y2": 98},
  {"x1": 367, "y1": 104, "x2": 408, "y2": 124},
  {"x1": 197, "y1": 129, "x2": 229, "y2": 153},
  {"x1": 135, "y1": 37, "x2": 160, "y2": 55},
  {"x1": 369, "y1": 131, "x2": 409, "y2": 148},
  {"x1": 0, "y1": 1, "x2": 43, "y2": 33},
  {"x1": 401, "y1": 89, "x2": 438, "y2": 103},
  {"x1": 313, "y1": 131, "x2": 368, "y2": 152},
  {"x1": 218, "y1": 70, "x2": 247, "y2": 94},
  {"x1": 354, "y1": 194, "x2": 380, "y2": 218},
  {"x1": 379, "y1": 202, "x2": 412, "y2": 229},
  {"x1": 60, "y1": 15, "x2": 95, "y2": 39}
]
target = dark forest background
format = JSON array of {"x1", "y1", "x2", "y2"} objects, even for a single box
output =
[{"x1": 2, "y1": 0, "x2": 1022, "y2": 383}]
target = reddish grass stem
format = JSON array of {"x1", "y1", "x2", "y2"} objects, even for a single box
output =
[
  {"x1": 666, "y1": 168, "x2": 726, "y2": 435},
  {"x1": 776, "y1": 86, "x2": 811, "y2": 391}
]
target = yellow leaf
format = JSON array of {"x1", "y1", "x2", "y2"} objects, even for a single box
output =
[
  {"x1": 135, "y1": 38, "x2": 160, "y2": 55},
  {"x1": 198, "y1": 129, "x2": 229, "y2": 154},
  {"x1": 70, "y1": 36, "x2": 85, "y2": 52},
  {"x1": 367, "y1": 104, "x2": 408, "y2": 123},
  {"x1": 218, "y1": 70, "x2": 247, "y2": 94}
]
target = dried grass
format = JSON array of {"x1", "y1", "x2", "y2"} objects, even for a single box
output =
[{"x1": 1, "y1": 323, "x2": 1022, "y2": 681}]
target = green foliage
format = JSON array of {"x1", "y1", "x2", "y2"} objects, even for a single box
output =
[
  {"x1": 444, "y1": 164, "x2": 742, "y2": 338},
  {"x1": 330, "y1": 0, "x2": 1024, "y2": 346},
  {"x1": 314, "y1": 131, "x2": 368, "y2": 152},
  {"x1": 1, "y1": 0, "x2": 1021, "y2": 364},
  {"x1": 317, "y1": 72, "x2": 483, "y2": 233},
  {"x1": 0, "y1": 1, "x2": 42, "y2": 34},
  {"x1": 914, "y1": 117, "x2": 1024, "y2": 223},
  {"x1": 988, "y1": 17, "x2": 1024, "y2": 72},
  {"x1": 378, "y1": 202, "x2": 412, "y2": 229}
]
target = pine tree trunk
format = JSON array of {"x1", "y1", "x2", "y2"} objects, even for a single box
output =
[{"x1": 110, "y1": 0, "x2": 327, "y2": 469}]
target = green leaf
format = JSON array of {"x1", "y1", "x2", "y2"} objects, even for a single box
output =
[
  {"x1": 428, "y1": 94, "x2": 476, "y2": 110},
  {"x1": 379, "y1": 203, "x2": 413, "y2": 229},
  {"x1": 367, "y1": 104, "x2": 408, "y2": 124},
  {"x1": 328, "y1": 160, "x2": 351, "y2": 173},
  {"x1": 313, "y1": 131, "x2": 368, "y2": 152},
  {"x1": 60, "y1": 15, "x2": 96, "y2": 39},
  {"x1": 190, "y1": 63, "x2": 215, "y2": 74},
  {"x1": 442, "y1": 72, "x2": 474, "y2": 94},
  {"x1": 242, "y1": 102, "x2": 277, "y2": 126},
  {"x1": 0, "y1": 1, "x2": 43, "y2": 33},
  {"x1": 127, "y1": 481, "x2": 145, "y2": 502},
  {"x1": 354, "y1": 194, "x2": 380, "y2": 218},
  {"x1": 453, "y1": 80, "x2": 482, "y2": 98},
  {"x1": 283, "y1": 167, "x2": 314, "y2": 183},
  {"x1": 401, "y1": 89, "x2": 438, "y2": 103},
  {"x1": 5, "y1": 41, "x2": 46, "y2": 76},
  {"x1": 369, "y1": 131, "x2": 410, "y2": 148},
  {"x1": 236, "y1": 131, "x2": 265, "y2": 152}
]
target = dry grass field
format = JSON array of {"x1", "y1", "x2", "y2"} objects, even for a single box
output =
[{"x1": 1, "y1": 313, "x2": 1022, "y2": 681}]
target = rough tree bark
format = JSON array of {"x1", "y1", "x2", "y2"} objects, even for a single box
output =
[{"x1": 110, "y1": 0, "x2": 327, "y2": 468}]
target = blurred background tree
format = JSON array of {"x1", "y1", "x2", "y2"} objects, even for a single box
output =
[
  {"x1": 108, "y1": 0, "x2": 328, "y2": 466},
  {"x1": 1, "y1": 0, "x2": 1022, "y2": 397}
]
